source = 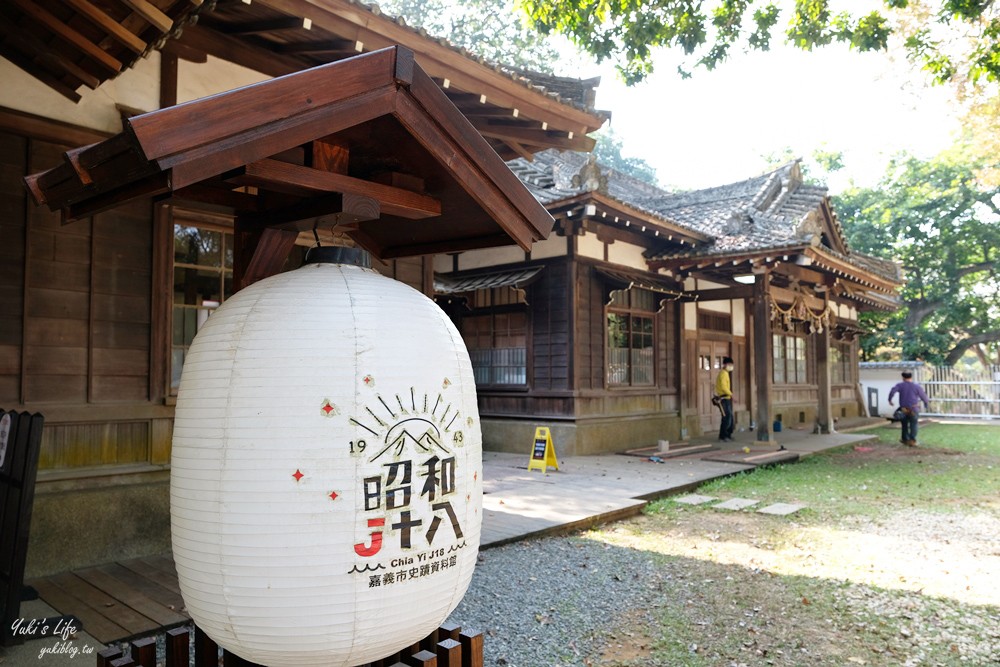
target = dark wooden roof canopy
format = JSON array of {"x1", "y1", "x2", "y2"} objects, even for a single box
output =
[
  {"x1": 2, "y1": 0, "x2": 608, "y2": 160},
  {"x1": 24, "y1": 46, "x2": 555, "y2": 278}
]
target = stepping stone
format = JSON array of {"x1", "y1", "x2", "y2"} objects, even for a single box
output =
[
  {"x1": 713, "y1": 498, "x2": 759, "y2": 511},
  {"x1": 757, "y1": 502, "x2": 807, "y2": 516},
  {"x1": 672, "y1": 494, "x2": 717, "y2": 505}
]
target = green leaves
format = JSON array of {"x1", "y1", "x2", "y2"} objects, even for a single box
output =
[
  {"x1": 835, "y1": 152, "x2": 1000, "y2": 363},
  {"x1": 518, "y1": 0, "x2": 1000, "y2": 87}
]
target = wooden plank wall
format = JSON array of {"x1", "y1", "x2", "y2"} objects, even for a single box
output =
[
  {"x1": 575, "y1": 260, "x2": 604, "y2": 391},
  {"x1": 0, "y1": 128, "x2": 158, "y2": 471},
  {"x1": 0, "y1": 131, "x2": 26, "y2": 402},
  {"x1": 531, "y1": 258, "x2": 570, "y2": 391}
]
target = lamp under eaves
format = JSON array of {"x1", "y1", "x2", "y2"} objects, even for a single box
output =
[{"x1": 170, "y1": 247, "x2": 483, "y2": 666}]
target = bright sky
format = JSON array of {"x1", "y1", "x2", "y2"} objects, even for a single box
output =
[{"x1": 578, "y1": 43, "x2": 961, "y2": 194}]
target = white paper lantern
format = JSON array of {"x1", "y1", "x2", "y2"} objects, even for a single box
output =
[{"x1": 170, "y1": 248, "x2": 482, "y2": 667}]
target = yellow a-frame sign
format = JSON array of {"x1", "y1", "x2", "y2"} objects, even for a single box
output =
[{"x1": 527, "y1": 426, "x2": 559, "y2": 473}]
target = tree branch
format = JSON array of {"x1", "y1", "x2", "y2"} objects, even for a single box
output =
[
  {"x1": 904, "y1": 299, "x2": 945, "y2": 330},
  {"x1": 944, "y1": 329, "x2": 1000, "y2": 366},
  {"x1": 956, "y1": 260, "x2": 997, "y2": 279}
]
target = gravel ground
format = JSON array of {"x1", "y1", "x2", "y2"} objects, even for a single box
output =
[
  {"x1": 448, "y1": 538, "x2": 664, "y2": 667},
  {"x1": 447, "y1": 506, "x2": 1000, "y2": 667}
]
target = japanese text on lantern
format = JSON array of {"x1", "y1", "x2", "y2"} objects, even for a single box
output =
[{"x1": 355, "y1": 456, "x2": 464, "y2": 556}]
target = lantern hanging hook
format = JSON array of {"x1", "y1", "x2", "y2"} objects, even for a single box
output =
[{"x1": 313, "y1": 220, "x2": 322, "y2": 247}]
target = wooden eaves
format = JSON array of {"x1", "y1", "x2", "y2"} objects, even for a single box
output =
[
  {"x1": 172, "y1": 0, "x2": 609, "y2": 160},
  {"x1": 24, "y1": 46, "x2": 555, "y2": 282},
  {"x1": 648, "y1": 243, "x2": 902, "y2": 308}
]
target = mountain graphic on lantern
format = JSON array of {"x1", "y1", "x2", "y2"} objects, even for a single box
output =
[{"x1": 170, "y1": 248, "x2": 482, "y2": 667}]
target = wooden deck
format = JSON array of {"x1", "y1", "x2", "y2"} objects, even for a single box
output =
[{"x1": 27, "y1": 555, "x2": 189, "y2": 644}]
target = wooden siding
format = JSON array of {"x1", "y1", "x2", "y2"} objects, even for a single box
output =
[
  {"x1": 1, "y1": 126, "x2": 157, "y2": 472},
  {"x1": 0, "y1": 131, "x2": 26, "y2": 402},
  {"x1": 575, "y1": 260, "x2": 605, "y2": 391},
  {"x1": 531, "y1": 258, "x2": 570, "y2": 391}
]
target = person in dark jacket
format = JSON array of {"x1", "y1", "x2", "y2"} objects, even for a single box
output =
[{"x1": 888, "y1": 371, "x2": 930, "y2": 446}]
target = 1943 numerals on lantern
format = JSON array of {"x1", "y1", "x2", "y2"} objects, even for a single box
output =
[{"x1": 350, "y1": 440, "x2": 367, "y2": 453}]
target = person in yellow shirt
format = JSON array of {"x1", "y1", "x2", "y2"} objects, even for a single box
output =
[{"x1": 715, "y1": 356, "x2": 735, "y2": 442}]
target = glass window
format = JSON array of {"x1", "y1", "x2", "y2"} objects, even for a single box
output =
[
  {"x1": 773, "y1": 334, "x2": 808, "y2": 384},
  {"x1": 607, "y1": 289, "x2": 655, "y2": 387},
  {"x1": 461, "y1": 310, "x2": 527, "y2": 386},
  {"x1": 171, "y1": 223, "x2": 234, "y2": 392},
  {"x1": 831, "y1": 342, "x2": 853, "y2": 385}
]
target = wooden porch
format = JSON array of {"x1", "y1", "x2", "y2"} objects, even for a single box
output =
[{"x1": 27, "y1": 554, "x2": 188, "y2": 645}]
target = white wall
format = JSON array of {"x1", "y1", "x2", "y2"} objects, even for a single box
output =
[
  {"x1": 860, "y1": 366, "x2": 921, "y2": 418},
  {"x1": 1, "y1": 54, "x2": 161, "y2": 133},
  {"x1": 178, "y1": 56, "x2": 270, "y2": 103},
  {"x1": 577, "y1": 232, "x2": 604, "y2": 261},
  {"x1": 531, "y1": 233, "x2": 566, "y2": 260},
  {"x1": 606, "y1": 239, "x2": 647, "y2": 271},
  {"x1": 455, "y1": 244, "x2": 524, "y2": 271}
]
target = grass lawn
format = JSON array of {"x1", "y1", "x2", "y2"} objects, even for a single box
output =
[
  {"x1": 648, "y1": 422, "x2": 1000, "y2": 523},
  {"x1": 587, "y1": 423, "x2": 1000, "y2": 667}
]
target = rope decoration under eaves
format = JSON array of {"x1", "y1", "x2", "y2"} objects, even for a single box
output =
[{"x1": 770, "y1": 294, "x2": 834, "y2": 334}]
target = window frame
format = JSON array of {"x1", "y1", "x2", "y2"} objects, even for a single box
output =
[
  {"x1": 605, "y1": 288, "x2": 657, "y2": 388},
  {"x1": 460, "y1": 301, "x2": 530, "y2": 390},
  {"x1": 772, "y1": 333, "x2": 808, "y2": 385},
  {"x1": 168, "y1": 217, "x2": 235, "y2": 396}
]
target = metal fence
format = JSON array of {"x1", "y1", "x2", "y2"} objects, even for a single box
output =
[{"x1": 916, "y1": 365, "x2": 1000, "y2": 419}]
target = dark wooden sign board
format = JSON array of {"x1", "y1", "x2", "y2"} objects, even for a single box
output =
[{"x1": 0, "y1": 409, "x2": 79, "y2": 646}]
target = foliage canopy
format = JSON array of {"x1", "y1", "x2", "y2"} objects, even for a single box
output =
[
  {"x1": 518, "y1": 0, "x2": 1000, "y2": 85},
  {"x1": 834, "y1": 150, "x2": 1000, "y2": 366}
]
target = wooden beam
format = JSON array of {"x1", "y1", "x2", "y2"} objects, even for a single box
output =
[
  {"x1": 0, "y1": 21, "x2": 101, "y2": 89},
  {"x1": 239, "y1": 192, "x2": 380, "y2": 231},
  {"x1": 215, "y1": 16, "x2": 312, "y2": 35},
  {"x1": 59, "y1": 0, "x2": 147, "y2": 54},
  {"x1": 120, "y1": 0, "x2": 173, "y2": 32},
  {"x1": 253, "y1": 0, "x2": 605, "y2": 136},
  {"x1": 227, "y1": 159, "x2": 441, "y2": 219},
  {"x1": 403, "y1": 65, "x2": 553, "y2": 245},
  {"x1": 468, "y1": 119, "x2": 596, "y2": 152},
  {"x1": 233, "y1": 224, "x2": 299, "y2": 291},
  {"x1": 63, "y1": 171, "x2": 171, "y2": 223},
  {"x1": 378, "y1": 233, "x2": 516, "y2": 259},
  {"x1": 160, "y1": 52, "x2": 178, "y2": 108},
  {"x1": 163, "y1": 184, "x2": 260, "y2": 213},
  {"x1": 10, "y1": 0, "x2": 123, "y2": 73},
  {"x1": 771, "y1": 285, "x2": 825, "y2": 311},
  {"x1": 159, "y1": 37, "x2": 209, "y2": 63},
  {"x1": 127, "y1": 46, "x2": 396, "y2": 162},
  {"x1": 167, "y1": 85, "x2": 396, "y2": 190},
  {"x1": 505, "y1": 140, "x2": 534, "y2": 161},
  {"x1": 274, "y1": 39, "x2": 362, "y2": 56},
  {"x1": 682, "y1": 285, "x2": 754, "y2": 302}
]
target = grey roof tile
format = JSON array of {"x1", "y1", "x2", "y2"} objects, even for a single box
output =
[{"x1": 507, "y1": 151, "x2": 902, "y2": 285}]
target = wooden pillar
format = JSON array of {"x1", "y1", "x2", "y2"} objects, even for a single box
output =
[
  {"x1": 159, "y1": 52, "x2": 178, "y2": 109},
  {"x1": 752, "y1": 273, "x2": 775, "y2": 446},
  {"x1": 815, "y1": 309, "x2": 834, "y2": 434},
  {"x1": 677, "y1": 299, "x2": 691, "y2": 438}
]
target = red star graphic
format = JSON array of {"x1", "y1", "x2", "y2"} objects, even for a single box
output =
[
  {"x1": 474, "y1": 471, "x2": 478, "y2": 482},
  {"x1": 466, "y1": 493, "x2": 471, "y2": 502},
  {"x1": 329, "y1": 491, "x2": 339, "y2": 501},
  {"x1": 321, "y1": 403, "x2": 334, "y2": 415},
  {"x1": 292, "y1": 469, "x2": 304, "y2": 482}
]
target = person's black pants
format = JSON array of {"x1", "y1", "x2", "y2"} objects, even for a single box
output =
[{"x1": 719, "y1": 398, "x2": 734, "y2": 440}]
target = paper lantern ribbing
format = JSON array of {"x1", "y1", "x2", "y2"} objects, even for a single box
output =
[{"x1": 170, "y1": 249, "x2": 482, "y2": 667}]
